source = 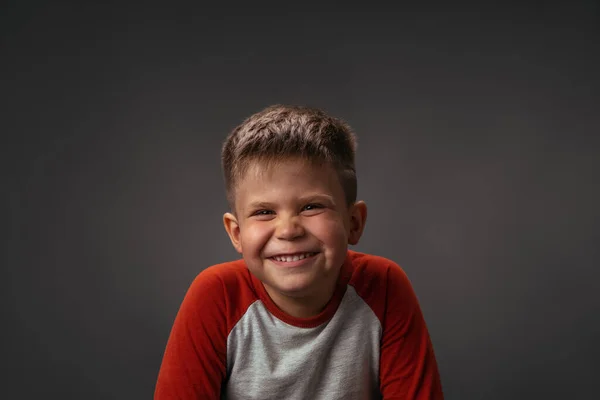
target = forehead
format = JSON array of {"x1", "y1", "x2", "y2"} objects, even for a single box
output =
[{"x1": 234, "y1": 158, "x2": 344, "y2": 203}]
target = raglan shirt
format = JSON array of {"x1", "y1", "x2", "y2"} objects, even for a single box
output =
[{"x1": 155, "y1": 251, "x2": 443, "y2": 399}]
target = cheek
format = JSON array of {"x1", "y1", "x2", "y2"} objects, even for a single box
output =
[
  {"x1": 241, "y1": 222, "x2": 272, "y2": 252},
  {"x1": 308, "y1": 215, "x2": 348, "y2": 244}
]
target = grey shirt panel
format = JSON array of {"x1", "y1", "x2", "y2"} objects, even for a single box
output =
[{"x1": 224, "y1": 286, "x2": 382, "y2": 400}]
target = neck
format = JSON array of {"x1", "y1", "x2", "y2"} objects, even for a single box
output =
[{"x1": 264, "y1": 280, "x2": 338, "y2": 319}]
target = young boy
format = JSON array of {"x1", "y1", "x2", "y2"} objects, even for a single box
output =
[{"x1": 155, "y1": 105, "x2": 444, "y2": 399}]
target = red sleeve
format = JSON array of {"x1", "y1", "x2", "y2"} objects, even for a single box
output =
[
  {"x1": 154, "y1": 268, "x2": 228, "y2": 399},
  {"x1": 379, "y1": 263, "x2": 444, "y2": 399}
]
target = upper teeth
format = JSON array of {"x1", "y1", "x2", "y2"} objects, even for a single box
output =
[{"x1": 272, "y1": 253, "x2": 315, "y2": 262}]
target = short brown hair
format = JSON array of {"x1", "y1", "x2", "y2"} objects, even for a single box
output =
[{"x1": 221, "y1": 105, "x2": 358, "y2": 211}]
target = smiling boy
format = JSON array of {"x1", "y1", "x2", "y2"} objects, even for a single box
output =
[{"x1": 155, "y1": 105, "x2": 444, "y2": 399}]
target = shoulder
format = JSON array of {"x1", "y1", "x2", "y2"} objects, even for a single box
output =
[
  {"x1": 347, "y1": 250, "x2": 410, "y2": 286},
  {"x1": 189, "y1": 258, "x2": 250, "y2": 291},
  {"x1": 347, "y1": 250, "x2": 416, "y2": 324},
  {"x1": 184, "y1": 259, "x2": 249, "y2": 298},
  {"x1": 179, "y1": 259, "x2": 258, "y2": 332}
]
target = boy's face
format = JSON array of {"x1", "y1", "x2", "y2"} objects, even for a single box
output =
[{"x1": 223, "y1": 158, "x2": 367, "y2": 312}]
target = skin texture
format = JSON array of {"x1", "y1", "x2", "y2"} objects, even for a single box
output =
[{"x1": 223, "y1": 158, "x2": 368, "y2": 318}]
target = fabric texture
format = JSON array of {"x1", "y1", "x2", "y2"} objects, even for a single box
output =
[{"x1": 155, "y1": 251, "x2": 443, "y2": 399}]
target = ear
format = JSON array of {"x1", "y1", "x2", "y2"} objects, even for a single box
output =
[
  {"x1": 223, "y1": 212, "x2": 243, "y2": 253},
  {"x1": 347, "y1": 201, "x2": 367, "y2": 245}
]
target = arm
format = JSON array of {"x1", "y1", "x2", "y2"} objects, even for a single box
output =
[
  {"x1": 155, "y1": 269, "x2": 227, "y2": 399},
  {"x1": 379, "y1": 265, "x2": 444, "y2": 399}
]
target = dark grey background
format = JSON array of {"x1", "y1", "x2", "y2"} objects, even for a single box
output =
[{"x1": 3, "y1": 2, "x2": 599, "y2": 399}]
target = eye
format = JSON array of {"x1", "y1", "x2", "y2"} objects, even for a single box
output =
[
  {"x1": 252, "y1": 209, "x2": 274, "y2": 217},
  {"x1": 302, "y1": 203, "x2": 323, "y2": 211}
]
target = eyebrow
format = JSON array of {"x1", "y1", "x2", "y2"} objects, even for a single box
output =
[
  {"x1": 247, "y1": 201, "x2": 277, "y2": 210},
  {"x1": 246, "y1": 194, "x2": 336, "y2": 210},
  {"x1": 300, "y1": 194, "x2": 336, "y2": 205}
]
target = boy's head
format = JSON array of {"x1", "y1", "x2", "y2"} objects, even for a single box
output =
[
  {"x1": 221, "y1": 105, "x2": 367, "y2": 318},
  {"x1": 222, "y1": 104, "x2": 358, "y2": 212}
]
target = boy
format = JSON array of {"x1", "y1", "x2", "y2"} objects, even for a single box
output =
[{"x1": 155, "y1": 105, "x2": 443, "y2": 399}]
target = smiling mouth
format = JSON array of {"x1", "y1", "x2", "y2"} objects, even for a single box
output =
[{"x1": 269, "y1": 252, "x2": 318, "y2": 263}]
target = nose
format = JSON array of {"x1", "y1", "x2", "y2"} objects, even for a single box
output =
[{"x1": 275, "y1": 214, "x2": 305, "y2": 240}]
